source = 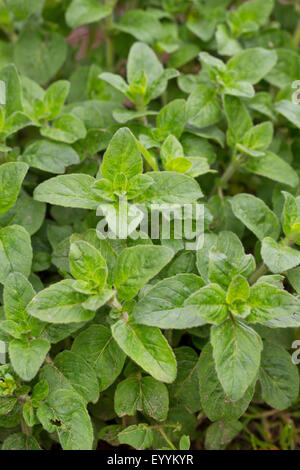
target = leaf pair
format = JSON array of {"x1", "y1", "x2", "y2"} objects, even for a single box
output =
[
  {"x1": 100, "y1": 42, "x2": 179, "y2": 110},
  {"x1": 198, "y1": 47, "x2": 277, "y2": 100},
  {"x1": 231, "y1": 193, "x2": 300, "y2": 274}
]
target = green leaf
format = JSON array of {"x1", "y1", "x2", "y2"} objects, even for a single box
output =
[
  {"x1": 256, "y1": 274, "x2": 285, "y2": 290},
  {"x1": 71, "y1": 228, "x2": 117, "y2": 286},
  {"x1": 43, "y1": 80, "x2": 70, "y2": 121},
  {"x1": 281, "y1": 192, "x2": 299, "y2": 237},
  {"x1": 114, "y1": 245, "x2": 174, "y2": 300},
  {"x1": 3, "y1": 273, "x2": 36, "y2": 327},
  {"x1": 0, "y1": 41, "x2": 13, "y2": 72},
  {"x1": 9, "y1": 338, "x2": 50, "y2": 381},
  {"x1": 21, "y1": 140, "x2": 80, "y2": 174},
  {"x1": 198, "y1": 343, "x2": 254, "y2": 422},
  {"x1": 70, "y1": 240, "x2": 107, "y2": 290},
  {"x1": 40, "y1": 390, "x2": 93, "y2": 450},
  {"x1": 98, "y1": 424, "x2": 122, "y2": 446},
  {"x1": 22, "y1": 401, "x2": 36, "y2": 427},
  {"x1": 114, "y1": 377, "x2": 141, "y2": 417},
  {"x1": 275, "y1": 100, "x2": 300, "y2": 129},
  {"x1": 211, "y1": 318, "x2": 263, "y2": 400},
  {"x1": 156, "y1": 99, "x2": 186, "y2": 140},
  {"x1": 202, "y1": 231, "x2": 251, "y2": 290},
  {"x1": 66, "y1": 0, "x2": 112, "y2": 29},
  {"x1": 208, "y1": 244, "x2": 255, "y2": 290},
  {"x1": 99, "y1": 73, "x2": 129, "y2": 96},
  {"x1": 2, "y1": 433, "x2": 40, "y2": 450},
  {"x1": 27, "y1": 280, "x2": 94, "y2": 324},
  {"x1": 179, "y1": 435, "x2": 190, "y2": 450},
  {"x1": 0, "y1": 64, "x2": 23, "y2": 116},
  {"x1": 145, "y1": 68, "x2": 179, "y2": 103},
  {"x1": 185, "y1": 284, "x2": 228, "y2": 324},
  {"x1": 101, "y1": 128, "x2": 143, "y2": 183},
  {"x1": 0, "y1": 397, "x2": 17, "y2": 416},
  {"x1": 259, "y1": 341, "x2": 299, "y2": 410},
  {"x1": 261, "y1": 237, "x2": 300, "y2": 273},
  {"x1": 0, "y1": 162, "x2": 28, "y2": 215},
  {"x1": 0, "y1": 190, "x2": 46, "y2": 236},
  {"x1": 113, "y1": 109, "x2": 157, "y2": 124},
  {"x1": 126, "y1": 174, "x2": 154, "y2": 199},
  {"x1": 183, "y1": 157, "x2": 209, "y2": 177},
  {"x1": 41, "y1": 114, "x2": 87, "y2": 144},
  {"x1": 223, "y1": 95, "x2": 252, "y2": 146},
  {"x1": 240, "y1": 122, "x2": 273, "y2": 155},
  {"x1": 132, "y1": 273, "x2": 205, "y2": 329},
  {"x1": 226, "y1": 275, "x2": 250, "y2": 305},
  {"x1": 266, "y1": 49, "x2": 300, "y2": 88},
  {"x1": 226, "y1": 48, "x2": 277, "y2": 85},
  {"x1": 187, "y1": 17, "x2": 216, "y2": 42},
  {"x1": 118, "y1": 424, "x2": 153, "y2": 450},
  {"x1": 127, "y1": 43, "x2": 163, "y2": 100},
  {"x1": 140, "y1": 376, "x2": 169, "y2": 421},
  {"x1": 0, "y1": 225, "x2": 32, "y2": 284},
  {"x1": 187, "y1": 85, "x2": 222, "y2": 128},
  {"x1": 230, "y1": 194, "x2": 280, "y2": 241},
  {"x1": 128, "y1": 69, "x2": 147, "y2": 99},
  {"x1": 248, "y1": 92, "x2": 275, "y2": 119},
  {"x1": 14, "y1": 30, "x2": 67, "y2": 85},
  {"x1": 81, "y1": 289, "x2": 114, "y2": 311},
  {"x1": 111, "y1": 319, "x2": 177, "y2": 383},
  {"x1": 32, "y1": 380, "x2": 49, "y2": 401},
  {"x1": 287, "y1": 266, "x2": 300, "y2": 295},
  {"x1": 1, "y1": 111, "x2": 32, "y2": 138},
  {"x1": 224, "y1": 81, "x2": 256, "y2": 100},
  {"x1": 41, "y1": 351, "x2": 99, "y2": 404},
  {"x1": 7, "y1": 0, "x2": 42, "y2": 20},
  {"x1": 161, "y1": 135, "x2": 184, "y2": 166},
  {"x1": 169, "y1": 347, "x2": 201, "y2": 413},
  {"x1": 34, "y1": 174, "x2": 100, "y2": 209},
  {"x1": 168, "y1": 43, "x2": 199, "y2": 68},
  {"x1": 246, "y1": 151, "x2": 299, "y2": 188},
  {"x1": 116, "y1": 10, "x2": 162, "y2": 44},
  {"x1": 136, "y1": 171, "x2": 203, "y2": 205},
  {"x1": 193, "y1": 0, "x2": 231, "y2": 12},
  {"x1": 114, "y1": 376, "x2": 169, "y2": 421},
  {"x1": 199, "y1": 51, "x2": 226, "y2": 71},
  {"x1": 205, "y1": 420, "x2": 243, "y2": 450},
  {"x1": 72, "y1": 325, "x2": 126, "y2": 391},
  {"x1": 227, "y1": 0, "x2": 275, "y2": 37},
  {"x1": 0, "y1": 319, "x2": 25, "y2": 339},
  {"x1": 92, "y1": 178, "x2": 114, "y2": 201},
  {"x1": 262, "y1": 313, "x2": 300, "y2": 329},
  {"x1": 216, "y1": 24, "x2": 242, "y2": 56},
  {"x1": 247, "y1": 282, "x2": 299, "y2": 322}
]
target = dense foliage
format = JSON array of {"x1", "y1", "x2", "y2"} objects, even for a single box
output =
[{"x1": 0, "y1": 0, "x2": 300, "y2": 451}]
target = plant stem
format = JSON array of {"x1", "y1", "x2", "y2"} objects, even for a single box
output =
[
  {"x1": 165, "y1": 329, "x2": 173, "y2": 346},
  {"x1": 209, "y1": 159, "x2": 240, "y2": 198},
  {"x1": 108, "y1": 295, "x2": 122, "y2": 311},
  {"x1": 249, "y1": 262, "x2": 268, "y2": 285},
  {"x1": 162, "y1": 89, "x2": 168, "y2": 107},
  {"x1": 294, "y1": 19, "x2": 300, "y2": 46},
  {"x1": 19, "y1": 396, "x2": 32, "y2": 437},
  {"x1": 139, "y1": 115, "x2": 148, "y2": 126},
  {"x1": 21, "y1": 417, "x2": 32, "y2": 437},
  {"x1": 220, "y1": 160, "x2": 239, "y2": 185},
  {"x1": 135, "y1": 96, "x2": 148, "y2": 125},
  {"x1": 158, "y1": 428, "x2": 177, "y2": 450}
]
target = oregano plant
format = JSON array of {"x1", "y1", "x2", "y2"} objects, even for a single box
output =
[{"x1": 0, "y1": 0, "x2": 300, "y2": 452}]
